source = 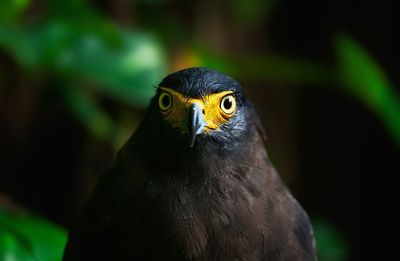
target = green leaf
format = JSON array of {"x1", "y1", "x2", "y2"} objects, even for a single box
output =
[
  {"x1": 0, "y1": 231, "x2": 35, "y2": 261},
  {"x1": 0, "y1": 16, "x2": 166, "y2": 144},
  {"x1": 0, "y1": 25, "x2": 39, "y2": 67},
  {"x1": 63, "y1": 30, "x2": 166, "y2": 107},
  {"x1": 0, "y1": 0, "x2": 30, "y2": 23},
  {"x1": 63, "y1": 87, "x2": 123, "y2": 146},
  {"x1": 0, "y1": 21, "x2": 166, "y2": 107},
  {"x1": 336, "y1": 33, "x2": 400, "y2": 146},
  {"x1": 313, "y1": 218, "x2": 349, "y2": 261},
  {"x1": 0, "y1": 207, "x2": 67, "y2": 261}
]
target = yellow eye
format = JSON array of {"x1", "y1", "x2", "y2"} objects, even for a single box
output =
[
  {"x1": 158, "y1": 92, "x2": 172, "y2": 111},
  {"x1": 220, "y1": 94, "x2": 236, "y2": 115}
]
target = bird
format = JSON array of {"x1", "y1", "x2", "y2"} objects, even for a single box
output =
[{"x1": 63, "y1": 67, "x2": 317, "y2": 261}]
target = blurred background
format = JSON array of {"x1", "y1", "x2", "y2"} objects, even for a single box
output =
[{"x1": 1, "y1": 0, "x2": 399, "y2": 260}]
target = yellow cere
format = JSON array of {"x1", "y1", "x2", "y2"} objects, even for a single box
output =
[{"x1": 159, "y1": 87, "x2": 236, "y2": 133}]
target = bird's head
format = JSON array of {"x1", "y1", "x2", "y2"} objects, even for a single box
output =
[{"x1": 149, "y1": 67, "x2": 250, "y2": 149}]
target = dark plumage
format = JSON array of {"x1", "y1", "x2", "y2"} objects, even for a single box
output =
[{"x1": 63, "y1": 67, "x2": 317, "y2": 261}]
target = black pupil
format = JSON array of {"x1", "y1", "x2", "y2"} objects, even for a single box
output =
[
  {"x1": 223, "y1": 98, "x2": 232, "y2": 110},
  {"x1": 162, "y1": 95, "x2": 170, "y2": 108}
]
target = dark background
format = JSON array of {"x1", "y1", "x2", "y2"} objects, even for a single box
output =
[{"x1": 1, "y1": 0, "x2": 399, "y2": 260}]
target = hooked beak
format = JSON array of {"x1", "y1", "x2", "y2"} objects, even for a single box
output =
[{"x1": 188, "y1": 103, "x2": 207, "y2": 147}]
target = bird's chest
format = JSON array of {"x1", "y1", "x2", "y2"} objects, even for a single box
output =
[{"x1": 144, "y1": 180, "x2": 262, "y2": 260}]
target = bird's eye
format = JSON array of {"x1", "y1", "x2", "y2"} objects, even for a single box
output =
[
  {"x1": 159, "y1": 92, "x2": 172, "y2": 111},
  {"x1": 220, "y1": 94, "x2": 236, "y2": 115}
]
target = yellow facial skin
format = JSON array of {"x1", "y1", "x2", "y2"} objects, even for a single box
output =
[{"x1": 158, "y1": 87, "x2": 236, "y2": 133}]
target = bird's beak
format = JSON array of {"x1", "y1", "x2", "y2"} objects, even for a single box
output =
[{"x1": 188, "y1": 102, "x2": 207, "y2": 147}]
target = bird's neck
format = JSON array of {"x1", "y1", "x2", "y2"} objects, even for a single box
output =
[{"x1": 149, "y1": 124, "x2": 265, "y2": 183}]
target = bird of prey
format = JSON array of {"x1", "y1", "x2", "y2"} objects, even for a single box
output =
[{"x1": 63, "y1": 67, "x2": 317, "y2": 261}]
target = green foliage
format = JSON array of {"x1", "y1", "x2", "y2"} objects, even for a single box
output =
[
  {"x1": 198, "y1": 47, "x2": 334, "y2": 85},
  {"x1": 0, "y1": 208, "x2": 67, "y2": 261},
  {"x1": 336, "y1": 34, "x2": 400, "y2": 146},
  {"x1": 0, "y1": 22, "x2": 166, "y2": 107},
  {"x1": 63, "y1": 86, "x2": 129, "y2": 149},
  {"x1": 313, "y1": 218, "x2": 349, "y2": 261},
  {"x1": 231, "y1": 0, "x2": 277, "y2": 25},
  {"x1": 44, "y1": 0, "x2": 98, "y2": 19},
  {"x1": 0, "y1": 0, "x2": 30, "y2": 23},
  {"x1": 0, "y1": 2, "x2": 166, "y2": 145}
]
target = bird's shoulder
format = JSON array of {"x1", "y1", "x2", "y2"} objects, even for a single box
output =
[
  {"x1": 256, "y1": 164, "x2": 316, "y2": 261},
  {"x1": 291, "y1": 196, "x2": 317, "y2": 260}
]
